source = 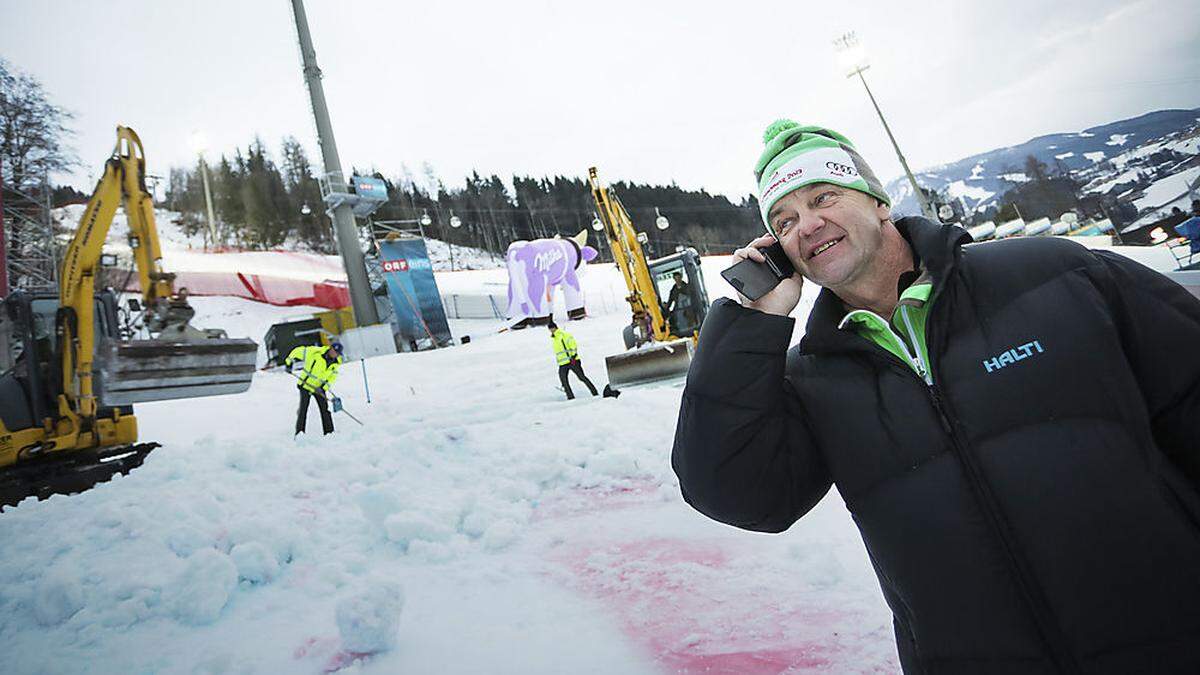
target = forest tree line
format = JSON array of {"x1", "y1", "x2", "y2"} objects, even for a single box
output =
[{"x1": 163, "y1": 136, "x2": 766, "y2": 261}]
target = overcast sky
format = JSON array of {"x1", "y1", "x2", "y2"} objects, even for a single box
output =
[{"x1": 3, "y1": 0, "x2": 1198, "y2": 200}]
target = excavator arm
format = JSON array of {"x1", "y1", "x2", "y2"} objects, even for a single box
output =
[
  {"x1": 588, "y1": 167, "x2": 671, "y2": 343},
  {"x1": 62, "y1": 126, "x2": 257, "y2": 409}
]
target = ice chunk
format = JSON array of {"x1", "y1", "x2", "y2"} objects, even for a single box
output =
[
  {"x1": 169, "y1": 549, "x2": 237, "y2": 625},
  {"x1": 384, "y1": 511, "x2": 453, "y2": 550},
  {"x1": 335, "y1": 579, "x2": 405, "y2": 653},
  {"x1": 34, "y1": 570, "x2": 85, "y2": 626},
  {"x1": 230, "y1": 542, "x2": 280, "y2": 584}
]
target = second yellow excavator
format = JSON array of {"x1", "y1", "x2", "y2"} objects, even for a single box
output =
[
  {"x1": 588, "y1": 167, "x2": 710, "y2": 386},
  {"x1": 0, "y1": 126, "x2": 257, "y2": 507}
]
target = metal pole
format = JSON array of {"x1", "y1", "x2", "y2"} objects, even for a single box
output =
[
  {"x1": 853, "y1": 67, "x2": 934, "y2": 219},
  {"x1": 361, "y1": 358, "x2": 371, "y2": 403},
  {"x1": 291, "y1": 0, "x2": 379, "y2": 325},
  {"x1": 198, "y1": 155, "x2": 218, "y2": 249}
]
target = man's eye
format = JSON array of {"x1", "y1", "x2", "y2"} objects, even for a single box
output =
[
  {"x1": 775, "y1": 218, "x2": 794, "y2": 234},
  {"x1": 814, "y1": 191, "x2": 838, "y2": 206}
]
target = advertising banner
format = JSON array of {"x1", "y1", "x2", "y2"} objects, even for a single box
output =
[{"x1": 379, "y1": 237, "x2": 452, "y2": 349}]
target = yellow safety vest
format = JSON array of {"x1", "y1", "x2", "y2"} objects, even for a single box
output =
[
  {"x1": 286, "y1": 345, "x2": 342, "y2": 393},
  {"x1": 550, "y1": 329, "x2": 578, "y2": 366}
]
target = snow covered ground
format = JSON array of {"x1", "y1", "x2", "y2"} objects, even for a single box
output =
[
  {"x1": 0, "y1": 246, "x2": 887, "y2": 674},
  {"x1": 0, "y1": 230, "x2": 1186, "y2": 674}
]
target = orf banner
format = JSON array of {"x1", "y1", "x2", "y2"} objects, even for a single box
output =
[{"x1": 379, "y1": 237, "x2": 452, "y2": 349}]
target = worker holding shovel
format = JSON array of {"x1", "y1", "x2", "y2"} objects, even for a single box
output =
[{"x1": 285, "y1": 341, "x2": 344, "y2": 435}]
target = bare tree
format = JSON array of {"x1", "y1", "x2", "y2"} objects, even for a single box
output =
[{"x1": 0, "y1": 59, "x2": 75, "y2": 186}]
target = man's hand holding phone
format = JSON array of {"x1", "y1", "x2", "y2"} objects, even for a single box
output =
[{"x1": 726, "y1": 234, "x2": 803, "y2": 317}]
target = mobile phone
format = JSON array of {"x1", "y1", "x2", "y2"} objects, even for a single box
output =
[{"x1": 720, "y1": 241, "x2": 796, "y2": 301}]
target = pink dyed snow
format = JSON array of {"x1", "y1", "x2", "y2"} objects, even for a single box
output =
[
  {"x1": 292, "y1": 636, "x2": 374, "y2": 674},
  {"x1": 544, "y1": 484, "x2": 898, "y2": 673},
  {"x1": 531, "y1": 480, "x2": 661, "y2": 522}
]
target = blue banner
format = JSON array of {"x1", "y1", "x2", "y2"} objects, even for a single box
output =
[{"x1": 379, "y1": 238, "x2": 453, "y2": 349}]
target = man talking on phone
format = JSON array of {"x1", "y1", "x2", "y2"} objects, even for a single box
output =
[{"x1": 672, "y1": 120, "x2": 1200, "y2": 673}]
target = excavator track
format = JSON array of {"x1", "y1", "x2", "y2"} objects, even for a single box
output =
[{"x1": 0, "y1": 442, "x2": 161, "y2": 509}]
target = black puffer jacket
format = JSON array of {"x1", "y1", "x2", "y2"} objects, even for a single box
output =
[{"x1": 672, "y1": 217, "x2": 1200, "y2": 674}]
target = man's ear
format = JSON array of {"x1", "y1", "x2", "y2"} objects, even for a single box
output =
[{"x1": 875, "y1": 200, "x2": 892, "y2": 224}]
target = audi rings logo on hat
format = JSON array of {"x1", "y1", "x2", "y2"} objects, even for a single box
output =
[{"x1": 825, "y1": 161, "x2": 858, "y2": 178}]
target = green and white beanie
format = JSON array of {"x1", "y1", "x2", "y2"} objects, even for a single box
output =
[{"x1": 753, "y1": 120, "x2": 890, "y2": 227}]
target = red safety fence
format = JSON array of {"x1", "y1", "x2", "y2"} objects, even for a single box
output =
[{"x1": 117, "y1": 270, "x2": 350, "y2": 309}]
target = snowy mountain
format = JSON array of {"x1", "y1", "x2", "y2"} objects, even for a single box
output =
[{"x1": 885, "y1": 108, "x2": 1200, "y2": 218}]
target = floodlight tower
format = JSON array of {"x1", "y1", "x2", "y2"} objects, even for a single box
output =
[
  {"x1": 188, "y1": 131, "x2": 219, "y2": 249},
  {"x1": 291, "y1": 0, "x2": 380, "y2": 325},
  {"x1": 834, "y1": 32, "x2": 934, "y2": 219}
]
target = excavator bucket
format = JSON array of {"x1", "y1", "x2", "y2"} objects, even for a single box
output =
[
  {"x1": 96, "y1": 337, "x2": 258, "y2": 405},
  {"x1": 604, "y1": 338, "x2": 695, "y2": 388}
]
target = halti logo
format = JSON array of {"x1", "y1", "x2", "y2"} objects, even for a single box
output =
[{"x1": 982, "y1": 340, "x2": 1044, "y2": 373}]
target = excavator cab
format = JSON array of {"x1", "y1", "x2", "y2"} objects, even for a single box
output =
[
  {"x1": 0, "y1": 290, "x2": 187, "y2": 424},
  {"x1": 648, "y1": 249, "x2": 709, "y2": 341},
  {"x1": 605, "y1": 248, "x2": 711, "y2": 387},
  {"x1": 0, "y1": 291, "x2": 126, "y2": 431},
  {"x1": 0, "y1": 292, "x2": 46, "y2": 434}
]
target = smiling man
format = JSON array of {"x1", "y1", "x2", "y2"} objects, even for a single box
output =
[{"x1": 672, "y1": 120, "x2": 1200, "y2": 673}]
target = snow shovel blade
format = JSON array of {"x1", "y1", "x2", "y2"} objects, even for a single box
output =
[
  {"x1": 95, "y1": 337, "x2": 258, "y2": 405},
  {"x1": 604, "y1": 338, "x2": 695, "y2": 387}
]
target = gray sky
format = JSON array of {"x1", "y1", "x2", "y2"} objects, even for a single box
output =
[{"x1": 3, "y1": 0, "x2": 1198, "y2": 200}]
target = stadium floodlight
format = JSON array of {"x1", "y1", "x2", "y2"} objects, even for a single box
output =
[
  {"x1": 833, "y1": 31, "x2": 933, "y2": 219},
  {"x1": 188, "y1": 130, "x2": 219, "y2": 247}
]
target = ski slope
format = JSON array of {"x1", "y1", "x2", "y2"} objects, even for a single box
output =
[{"x1": 0, "y1": 232, "x2": 1186, "y2": 674}]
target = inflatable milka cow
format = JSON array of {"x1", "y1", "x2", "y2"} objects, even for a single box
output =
[{"x1": 505, "y1": 230, "x2": 598, "y2": 327}]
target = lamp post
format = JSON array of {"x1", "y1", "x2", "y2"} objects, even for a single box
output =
[
  {"x1": 188, "y1": 131, "x2": 219, "y2": 249},
  {"x1": 654, "y1": 207, "x2": 670, "y2": 257},
  {"x1": 833, "y1": 32, "x2": 934, "y2": 219},
  {"x1": 448, "y1": 210, "x2": 462, "y2": 271},
  {"x1": 655, "y1": 207, "x2": 670, "y2": 230}
]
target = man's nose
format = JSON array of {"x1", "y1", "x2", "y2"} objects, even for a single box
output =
[{"x1": 794, "y1": 210, "x2": 826, "y2": 239}]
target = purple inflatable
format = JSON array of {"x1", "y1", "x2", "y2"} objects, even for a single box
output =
[{"x1": 505, "y1": 230, "x2": 598, "y2": 326}]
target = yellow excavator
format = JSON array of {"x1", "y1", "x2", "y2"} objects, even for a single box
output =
[
  {"x1": 0, "y1": 126, "x2": 258, "y2": 507},
  {"x1": 588, "y1": 167, "x2": 709, "y2": 386}
]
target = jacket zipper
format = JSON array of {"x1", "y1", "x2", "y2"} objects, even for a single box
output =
[
  {"x1": 923, "y1": 378, "x2": 1080, "y2": 673},
  {"x1": 841, "y1": 309, "x2": 931, "y2": 384},
  {"x1": 917, "y1": 287, "x2": 1081, "y2": 673},
  {"x1": 846, "y1": 324, "x2": 1081, "y2": 672}
]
